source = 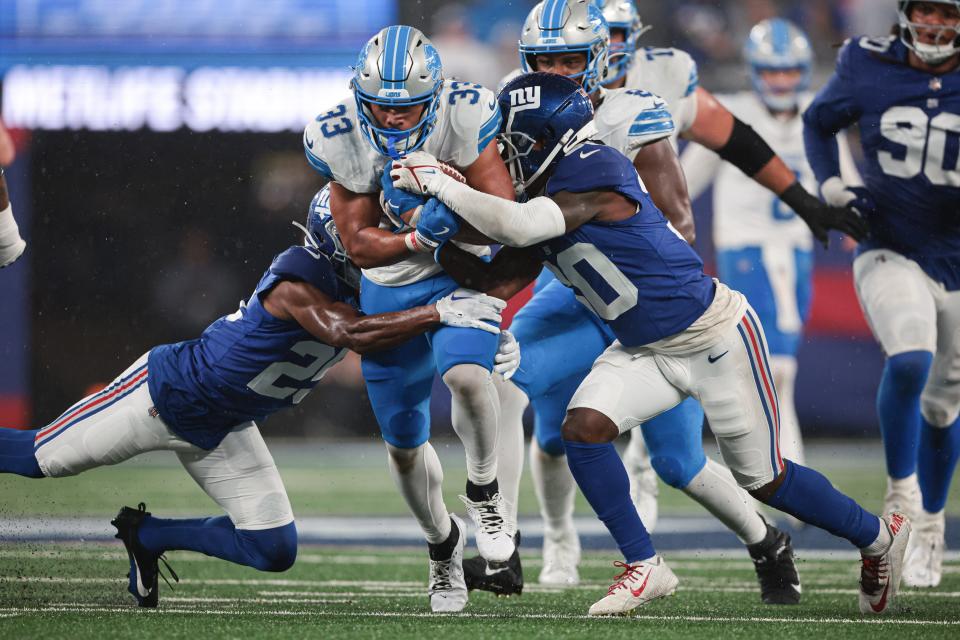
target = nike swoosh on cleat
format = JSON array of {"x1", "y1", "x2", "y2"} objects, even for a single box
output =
[
  {"x1": 870, "y1": 581, "x2": 890, "y2": 613},
  {"x1": 485, "y1": 566, "x2": 509, "y2": 576},
  {"x1": 707, "y1": 351, "x2": 729, "y2": 364},
  {"x1": 134, "y1": 560, "x2": 151, "y2": 597},
  {"x1": 579, "y1": 149, "x2": 601, "y2": 159},
  {"x1": 629, "y1": 572, "x2": 652, "y2": 599}
]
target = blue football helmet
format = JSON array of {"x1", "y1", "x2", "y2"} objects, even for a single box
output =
[
  {"x1": 497, "y1": 72, "x2": 596, "y2": 197},
  {"x1": 897, "y1": 1, "x2": 960, "y2": 64},
  {"x1": 744, "y1": 18, "x2": 812, "y2": 112},
  {"x1": 302, "y1": 186, "x2": 362, "y2": 292},
  {"x1": 598, "y1": 0, "x2": 648, "y2": 85},
  {"x1": 352, "y1": 25, "x2": 445, "y2": 159},
  {"x1": 519, "y1": 0, "x2": 610, "y2": 94}
]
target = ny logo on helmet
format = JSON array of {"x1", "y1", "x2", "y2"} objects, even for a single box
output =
[{"x1": 510, "y1": 86, "x2": 541, "y2": 109}]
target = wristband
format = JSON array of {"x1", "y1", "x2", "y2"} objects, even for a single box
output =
[{"x1": 404, "y1": 231, "x2": 432, "y2": 254}]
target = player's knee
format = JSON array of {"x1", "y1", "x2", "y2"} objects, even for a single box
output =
[
  {"x1": 885, "y1": 350, "x2": 933, "y2": 394},
  {"x1": 921, "y1": 394, "x2": 959, "y2": 429},
  {"x1": 536, "y1": 430, "x2": 565, "y2": 457},
  {"x1": 561, "y1": 408, "x2": 618, "y2": 444},
  {"x1": 240, "y1": 522, "x2": 298, "y2": 572},
  {"x1": 651, "y1": 454, "x2": 704, "y2": 489},
  {"x1": 441, "y1": 363, "x2": 492, "y2": 401},
  {"x1": 385, "y1": 442, "x2": 423, "y2": 474}
]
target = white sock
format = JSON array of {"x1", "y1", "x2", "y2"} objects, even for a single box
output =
[
  {"x1": 861, "y1": 517, "x2": 892, "y2": 556},
  {"x1": 492, "y1": 377, "x2": 528, "y2": 535},
  {"x1": 443, "y1": 363, "x2": 500, "y2": 486},
  {"x1": 386, "y1": 442, "x2": 451, "y2": 544},
  {"x1": 770, "y1": 355, "x2": 804, "y2": 466},
  {"x1": 888, "y1": 473, "x2": 919, "y2": 494},
  {"x1": 623, "y1": 428, "x2": 652, "y2": 474},
  {"x1": 683, "y1": 458, "x2": 768, "y2": 545},
  {"x1": 530, "y1": 438, "x2": 576, "y2": 535}
]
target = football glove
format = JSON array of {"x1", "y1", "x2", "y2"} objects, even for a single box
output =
[
  {"x1": 779, "y1": 182, "x2": 869, "y2": 248},
  {"x1": 435, "y1": 289, "x2": 505, "y2": 335},
  {"x1": 820, "y1": 177, "x2": 879, "y2": 218},
  {"x1": 391, "y1": 151, "x2": 451, "y2": 196},
  {"x1": 408, "y1": 198, "x2": 460, "y2": 252},
  {"x1": 494, "y1": 330, "x2": 521, "y2": 381},
  {"x1": 380, "y1": 164, "x2": 425, "y2": 231}
]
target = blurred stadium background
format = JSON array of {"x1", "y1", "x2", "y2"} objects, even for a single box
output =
[{"x1": 0, "y1": 0, "x2": 901, "y2": 441}]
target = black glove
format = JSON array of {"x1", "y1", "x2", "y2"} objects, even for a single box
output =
[{"x1": 779, "y1": 182, "x2": 869, "y2": 248}]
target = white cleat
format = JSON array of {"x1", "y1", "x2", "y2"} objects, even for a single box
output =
[
  {"x1": 459, "y1": 493, "x2": 515, "y2": 562},
  {"x1": 859, "y1": 511, "x2": 911, "y2": 615},
  {"x1": 428, "y1": 515, "x2": 468, "y2": 613},
  {"x1": 539, "y1": 526, "x2": 581, "y2": 587},
  {"x1": 883, "y1": 475, "x2": 921, "y2": 523},
  {"x1": 588, "y1": 556, "x2": 679, "y2": 616},
  {"x1": 903, "y1": 510, "x2": 945, "y2": 588}
]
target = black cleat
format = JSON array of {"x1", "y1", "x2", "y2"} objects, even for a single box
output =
[
  {"x1": 463, "y1": 531, "x2": 523, "y2": 596},
  {"x1": 111, "y1": 502, "x2": 178, "y2": 608},
  {"x1": 748, "y1": 521, "x2": 801, "y2": 605}
]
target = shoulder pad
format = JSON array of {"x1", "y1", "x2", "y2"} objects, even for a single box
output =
[
  {"x1": 640, "y1": 47, "x2": 698, "y2": 97},
  {"x1": 437, "y1": 80, "x2": 502, "y2": 164},
  {"x1": 303, "y1": 99, "x2": 382, "y2": 193},
  {"x1": 267, "y1": 246, "x2": 340, "y2": 299},
  {"x1": 596, "y1": 89, "x2": 675, "y2": 154},
  {"x1": 547, "y1": 144, "x2": 635, "y2": 196}
]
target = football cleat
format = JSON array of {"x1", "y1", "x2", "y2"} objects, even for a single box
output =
[
  {"x1": 747, "y1": 521, "x2": 801, "y2": 604},
  {"x1": 463, "y1": 532, "x2": 523, "y2": 596},
  {"x1": 428, "y1": 514, "x2": 468, "y2": 612},
  {"x1": 539, "y1": 526, "x2": 581, "y2": 587},
  {"x1": 883, "y1": 476, "x2": 920, "y2": 523},
  {"x1": 111, "y1": 503, "x2": 178, "y2": 608},
  {"x1": 588, "y1": 556, "x2": 679, "y2": 616},
  {"x1": 859, "y1": 511, "x2": 911, "y2": 615},
  {"x1": 903, "y1": 510, "x2": 945, "y2": 588},
  {"x1": 459, "y1": 493, "x2": 515, "y2": 562}
]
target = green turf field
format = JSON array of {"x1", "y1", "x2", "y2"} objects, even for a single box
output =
[{"x1": 1, "y1": 441, "x2": 958, "y2": 638}]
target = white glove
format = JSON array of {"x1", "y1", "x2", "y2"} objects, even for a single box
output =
[
  {"x1": 391, "y1": 151, "x2": 452, "y2": 196},
  {"x1": 435, "y1": 288, "x2": 505, "y2": 334},
  {"x1": 0, "y1": 203, "x2": 26, "y2": 269},
  {"x1": 494, "y1": 330, "x2": 521, "y2": 380}
]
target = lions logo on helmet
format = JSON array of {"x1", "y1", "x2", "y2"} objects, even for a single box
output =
[
  {"x1": 598, "y1": 0, "x2": 648, "y2": 85},
  {"x1": 745, "y1": 18, "x2": 813, "y2": 112},
  {"x1": 301, "y1": 186, "x2": 362, "y2": 291},
  {"x1": 497, "y1": 72, "x2": 597, "y2": 196},
  {"x1": 352, "y1": 25, "x2": 445, "y2": 159},
  {"x1": 897, "y1": 0, "x2": 960, "y2": 64},
  {"x1": 519, "y1": 0, "x2": 610, "y2": 94}
]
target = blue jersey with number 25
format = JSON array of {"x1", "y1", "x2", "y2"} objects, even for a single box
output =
[
  {"x1": 147, "y1": 246, "x2": 350, "y2": 449},
  {"x1": 536, "y1": 143, "x2": 716, "y2": 348},
  {"x1": 804, "y1": 36, "x2": 960, "y2": 265}
]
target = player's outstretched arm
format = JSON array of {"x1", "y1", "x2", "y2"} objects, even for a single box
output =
[
  {"x1": 632, "y1": 139, "x2": 695, "y2": 243},
  {"x1": 437, "y1": 242, "x2": 542, "y2": 302},
  {"x1": 263, "y1": 280, "x2": 504, "y2": 354}
]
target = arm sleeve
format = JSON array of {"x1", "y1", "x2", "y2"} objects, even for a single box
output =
[
  {"x1": 679, "y1": 141, "x2": 722, "y2": 201},
  {"x1": 802, "y1": 42, "x2": 863, "y2": 185},
  {"x1": 433, "y1": 177, "x2": 566, "y2": 248}
]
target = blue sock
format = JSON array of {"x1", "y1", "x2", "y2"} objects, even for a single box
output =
[
  {"x1": 0, "y1": 427, "x2": 44, "y2": 478},
  {"x1": 917, "y1": 417, "x2": 960, "y2": 513},
  {"x1": 764, "y1": 460, "x2": 879, "y2": 548},
  {"x1": 138, "y1": 516, "x2": 297, "y2": 572},
  {"x1": 877, "y1": 351, "x2": 932, "y2": 478},
  {"x1": 563, "y1": 440, "x2": 655, "y2": 563}
]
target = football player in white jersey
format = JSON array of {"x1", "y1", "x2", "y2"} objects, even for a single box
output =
[
  {"x1": 463, "y1": 1, "x2": 827, "y2": 605},
  {"x1": 302, "y1": 25, "x2": 517, "y2": 612},
  {"x1": 680, "y1": 19, "x2": 862, "y2": 484},
  {"x1": 599, "y1": 0, "x2": 866, "y2": 535}
]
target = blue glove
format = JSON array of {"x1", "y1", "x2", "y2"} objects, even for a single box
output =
[
  {"x1": 415, "y1": 198, "x2": 461, "y2": 251},
  {"x1": 380, "y1": 164, "x2": 425, "y2": 230}
]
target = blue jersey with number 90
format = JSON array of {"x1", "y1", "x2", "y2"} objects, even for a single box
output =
[
  {"x1": 147, "y1": 246, "x2": 350, "y2": 449},
  {"x1": 804, "y1": 37, "x2": 960, "y2": 272},
  {"x1": 536, "y1": 144, "x2": 716, "y2": 348}
]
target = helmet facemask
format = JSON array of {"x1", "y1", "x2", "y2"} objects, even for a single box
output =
[{"x1": 898, "y1": 1, "x2": 960, "y2": 64}]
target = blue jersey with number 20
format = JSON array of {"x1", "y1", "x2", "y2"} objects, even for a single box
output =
[
  {"x1": 147, "y1": 246, "x2": 350, "y2": 449},
  {"x1": 536, "y1": 144, "x2": 716, "y2": 348}
]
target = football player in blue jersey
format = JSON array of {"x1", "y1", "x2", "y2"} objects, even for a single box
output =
[
  {"x1": 302, "y1": 28, "x2": 520, "y2": 608},
  {"x1": 391, "y1": 72, "x2": 909, "y2": 616},
  {"x1": 803, "y1": 0, "x2": 960, "y2": 589},
  {"x1": 0, "y1": 186, "x2": 515, "y2": 609}
]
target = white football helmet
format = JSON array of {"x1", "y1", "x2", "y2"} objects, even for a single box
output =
[
  {"x1": 897, "y1": 0, "x2": 960, "y2": 64},
  {"x1": 352, "y1": 25, "x2": 444, "y2": 159},
  {"x1": 597, "y1": 0, "x2": 648, "y2": 85},
  {"x1": 744, "y1": 18, "x2": 813, "y2": 112},
  {"x1": 519, "y1": 0, "x2": 610, "y2": 94}
]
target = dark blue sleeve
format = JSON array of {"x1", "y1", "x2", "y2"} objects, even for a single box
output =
[
  {"x1": 546, "y1": 145, "x2": 636, "y2": 195},
  {"x1": 267, "y1": 246, "x2": 340, "y2": 299},
  {"x1": 802, "y1": 40, "x2": 864, "y2": 185}
]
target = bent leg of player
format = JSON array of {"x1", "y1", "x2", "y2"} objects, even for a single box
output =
[
  {"x1": 908, "y1": 285, "x2": 960, "y2": 587},
  {"x1": 691, "y1": 304, "x2": 910, "y2": 614},
  {"x1": 854, "y1": 249, "x2": 938, "y2": 520},
  {"x1": 564, "y1": 345, "x2": 684, "y2": 615}
]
